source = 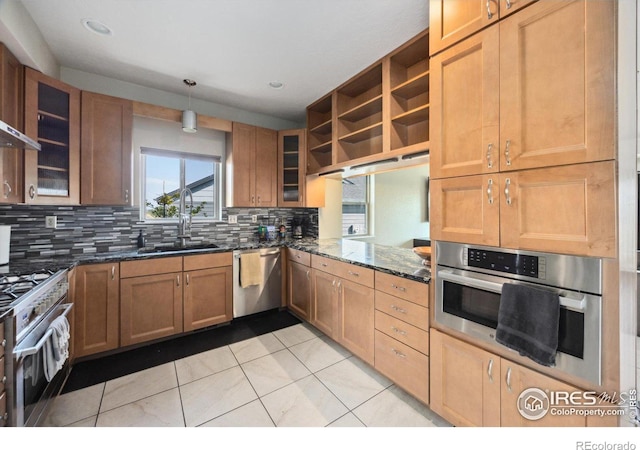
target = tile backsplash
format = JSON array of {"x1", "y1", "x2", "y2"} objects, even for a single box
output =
[{"x1": 0, "y1": 205, "x2": 318, "y2": 259}]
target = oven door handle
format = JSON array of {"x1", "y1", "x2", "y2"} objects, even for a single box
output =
[
  {"x1": 13, "y1": 303, "x2": 73, "y2": 359},
  {"x1": 437, "y1": 269, "x2": 587, "y2": 311}
]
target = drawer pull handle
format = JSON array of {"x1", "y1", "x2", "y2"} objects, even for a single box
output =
[
  {"x1": 1, "y1": 375, "x2": 6, "y2": 384},
  {"x1": 306, "y1": 270, "x2": 310, "y2": 280},
  {"x1": 390, "y1": 284, "x2": 406, "y2": 292},
  {"x1": 296, "y1": 255, "x2": 301, "y2": 259},
  {"x1": 321, "y1": 263, "x2": 328, "y2": 267},
  {"x1": 391, "y1": 326, "x2": 407, "y2": 336},
  {"x1": 505, "y1": 0, "x2": 512, "y2": 9},
  {"x1": 392, "y1": 348, "x2": 406, "y2": 358},
  {"x1": 1, "y1": 339, "x2": 5, "y2": 348},
  {"x1": 486, "y1": 0, "x2": 493, "y2": 19},
  {"x1": 186, "y1": 274, "x2": 190, "y2": 286},
  {"x1": 506, "y1": 367, "x2": 512, "y2": 392},
  {"x1": 486, "y1": 143, "x2": 493, "y2": 169},
  {"x1": 348, "y1": 270, "x2": 359, "y2": 277},
  {"x1": 487, "y1": 179, "x2": 494, "y2": 205},
  {"x1": 487, "y1": 359, "x2": 494, "y2": 383},
  {"x1": 504, "y1": 178, "x2": 512, "y2": 206},
  {"x1": 176, "y1": 275, "x2": 180, "y2": 287},
  {"x1": 505, "y1": 139, "x2": 512, "y2": 166},
  {"x1": 111, "y1": 266, "x2": 115, "y2": 280},
  {"x1": 391, "y1": 305, "x2": 407, "y2": 314}
]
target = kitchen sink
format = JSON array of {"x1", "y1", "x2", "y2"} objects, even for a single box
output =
[{"x1": 138, "y1": 243, "x2": 219, "y2": 254}]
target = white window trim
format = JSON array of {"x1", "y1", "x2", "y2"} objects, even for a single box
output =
[{"x1": 342, "y1": 175, "x2": 374, "y2": 238}]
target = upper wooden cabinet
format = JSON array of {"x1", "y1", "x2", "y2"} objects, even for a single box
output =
[
  {"x1": 0, "y1": 43, "x2": 24, "y2": 204},
  {"x1": 278, "y1": 128, "x2": 306, "y2": 207},
  {"x1": 226, "y1": 122, "x2": 277, "y2": 207},
  {"x1": 306, "y1": 28, "x2": 430, "y2": 176},
  {"x1": 431, "y1": 161, "x2": 616, "y2": 258},
  {"x1": 81, "y1": 91, "x2": 133, "y2": 205},
  {"x1": 430, "y1": 0, "x2": 615, "y2": 179},
  {"x1": 24, "y1": 67, "x2": 80, "y2": 205},
  {"x1": 429, "y1": 0, "x2": 536, "y2": 56}
]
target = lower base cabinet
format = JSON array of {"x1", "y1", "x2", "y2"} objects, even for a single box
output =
[
  {"x1": 336, "y1": 278, "x2": 374, "y2": 365},
  {"x1": 430, "y1": 329, "x2": 618, "y2": 427},
  {"x1": 73, "y1": 262, "x2": 120, "y2": 358}
]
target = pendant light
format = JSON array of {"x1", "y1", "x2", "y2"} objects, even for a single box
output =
[{"x1": 182, "y1": 79, "x2": 197, "y2": 133}]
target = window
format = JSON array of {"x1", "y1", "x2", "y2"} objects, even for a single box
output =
[
  {"x1": 141, "y1": 147, "x2": 221, "y2": 221},
  {"x1": 342, "y1": 175, "x2": 371, "y2": 236}
]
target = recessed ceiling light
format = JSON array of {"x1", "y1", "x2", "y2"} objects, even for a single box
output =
[
  {"x1": 81, "y1": 18, "x2": 113, "y2": 36},
  {"x1": 268, "y1": 81, "x2": 284, "y2": 90}
]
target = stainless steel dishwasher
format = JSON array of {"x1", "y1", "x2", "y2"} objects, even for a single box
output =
[{"x1": 233, "y1": 248, "x2": 282, "y2": 318}]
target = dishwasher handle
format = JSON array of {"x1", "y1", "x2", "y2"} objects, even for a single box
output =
[{"x1": 234, "y1": 249, "x2": 281, "y2": 258}]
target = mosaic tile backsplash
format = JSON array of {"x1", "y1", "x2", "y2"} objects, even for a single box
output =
[{"x1": 0, "y1": 205, "x2": 318, "y2": 259}]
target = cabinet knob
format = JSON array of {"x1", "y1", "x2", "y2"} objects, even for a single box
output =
[{"x1": 3, "y1": 180, "x2": 11, "y2": 199}]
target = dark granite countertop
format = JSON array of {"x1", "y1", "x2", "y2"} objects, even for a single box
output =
[{"x1": 2, "y1": 238, "x2": 430, "y2": 284}]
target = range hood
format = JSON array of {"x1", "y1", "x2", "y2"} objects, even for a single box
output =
[{"x1": 0, "y1": 119, "x2": 41, "y2": 151}]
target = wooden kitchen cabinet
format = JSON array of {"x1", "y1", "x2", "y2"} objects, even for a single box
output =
[
  {"x1": 226, "y1": 122, "x2": 277, "y2": 207},
  {"x1": 431, "y1": 161, "x2": 616, "y2": 258},
  {"x1": 278, "y1": 129, "x2": 305, "y2": 207},
  {"x1": 311, "y1": 268, "x2": 338, "y2": 337},
  {"x1": 80, "y1": 91, "x2": 133, "y2": 205},
  {"x1": 374, "y1": 272, "x2": 430, "y2": 404},
  {"x1": 120, "y1": 257, "x2": 183, "y2": 346},
  {"x1": 430, "y1": 328, "x2": 501, "y2": 427},
  {"x1": 24, "y1": 67, "x2": 80, "y2": 205},
  {"x1": 430, "y1": 0, "x2": 614, "y2": 179},
  {"x1": 429, "y1": 0, "x2": 536, "y2": 56},
  {"x1": 0, "y1": 43, "x2": 24, "y2": 204},
  {"x1": 287, "y1": 259, "x2": 312, "y2": 321},
  {"x1": 183, "y1": 253, "x2": 233, "y2": 332},
  {"x1": 73, "y1": 263, "x2": 120, "y2": 358},
  {"x1": 336, "y1": 278, "x2": 375, "y2": 365},
  {"x1": 307, "y1": 94, "x2": 333, "y2": 174},
  {"x1": 431, "y1": 329, "x2": 601, "y2": 427}
]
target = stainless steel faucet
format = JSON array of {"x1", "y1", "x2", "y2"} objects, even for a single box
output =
[{"x1": 177, "y1": 187, "x2": 194, "y2": 247}]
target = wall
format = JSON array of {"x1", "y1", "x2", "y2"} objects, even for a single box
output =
[
  {"x1": 61, "y1": 67, "x2": 302, "y2": 131},
  {"x1": 0, "y1": 205, "x2": 317, "y2": 259},
  {"x1": 318, "y1": 178, "x2": 343, "y2": 239}
]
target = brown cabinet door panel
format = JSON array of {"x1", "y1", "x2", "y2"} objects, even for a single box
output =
[
  {"x1": 499, "y1": 0, "x2": 614, "y2": 172},
  {"x1": 255, "y1": 127, "x2": 278, "y2": 207},
  {"x1": 183, "y1": 267, "x2": 232, "y2": 332},
  {"x1": 81, "y1": 91, "x2": 132, "y2": 205},
  {"x1": 287, "y1": 261, "x2": 311, "y2": 320},
  {"x1": 229, "y1": 122, "x2": 256, "y2": 207},
  {"x1": 120, "y1": 272, "x2": 183, "y2": 346},
  {"x1": 311, "y1": 269, "x2": 337, "y2": 338},
  {"x1": 337, "y1": 279, "x2": 374, "y2": 365},
  {"x1": 499, "y1": 162, "x2": 616, "y2": 258},
  {"x1": 74, "y1": 263, "x2": 120, "y2": 357},
  {"x1": 430, "y1": 175, "x2": 500, "y2": 247},
  {"x1": 430, "y1": 27, "x2": 500, "y2": 179}
]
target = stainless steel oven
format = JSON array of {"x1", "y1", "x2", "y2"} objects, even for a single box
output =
[
  {"x1": 434, "y1": 241, "x2": 603, "y2": 386},
  {"x1": 2, "y1": 269, "x2": 71, "y2": 427}
]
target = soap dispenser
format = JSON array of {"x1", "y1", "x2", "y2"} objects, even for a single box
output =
[{"x1": 136, "y1": 230, "x2": 145, "y2": 248}]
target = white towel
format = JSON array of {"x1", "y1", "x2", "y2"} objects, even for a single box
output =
[{"x1": 43, "y1": 315, "x2": 70, "y2": 381}]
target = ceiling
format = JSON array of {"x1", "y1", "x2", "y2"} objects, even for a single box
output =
[{"x1": 19, "y1": 0, "x2": 429, "y2": 124}]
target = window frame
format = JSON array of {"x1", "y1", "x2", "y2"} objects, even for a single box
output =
[
  {"x1": 140, "y1": 147, "x2": 222, "y2": 223},
  {"x1": 342, "y1": 175, "x2": 373, "y2": 237}
]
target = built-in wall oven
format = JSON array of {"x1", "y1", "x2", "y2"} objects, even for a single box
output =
[{"x1": 434, "y1": 241, "x2": 603, "y2": 386}]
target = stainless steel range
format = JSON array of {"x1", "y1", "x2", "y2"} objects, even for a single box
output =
[{"x1": 1, "y1": 268, "x2": 72, "y2": 427}]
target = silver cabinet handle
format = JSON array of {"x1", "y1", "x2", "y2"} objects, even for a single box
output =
[
  {"x1": 251, "y1": 195, "x2": 255, "y2": 205},
  {"x1": 306, "y1": 270, "x2": 310, "y2": 280},
  {"x1": 176, "y1": 275, "x2": 180, "y2": 287},
  {"x1": 505, "y1": 0, "x2": 512, "y2": 9},
  {"x1": 487, "y1": 179, "x2": 494, "y2": 205},
  {"x1": 111, "y1": 266, "x2": 115, "y2": 280},
  {"x1": 391, "y1": 305, "x2": 407, "y2": 314},
  {"x1": 486, "y1": 0, "x2": 493, "y2": 19},
  {"x1": 1, "y1": 339, "x2": 5, "y2": 348},
  {"x1": 506, "y1": 367, "x2": 512, "y2": 392},
  {"x1": 3, "y1": 180, "x2": 11, "y2": 199},
  {"x1": 186, "y1": 274, "x2": 190, "y2": 286},
  {"x1": 487, "y1": 143, "x2": 493, "y2": 169},
  {"x1": 337, "y1": 280, "x2": 342, "y2": 291},
  {"x1": 257, "y1": 196, "x2": 261, "y2": 205},
  {"x1": 1, "y1": 375, "x2": 6, "y2": 385},
  {"x1": 391, "y1": 283, "x2": 406, "y2": 292},
  {"x1": 124, "y1": 189, "x2": 129, "y2": 203},
  {"x1": 296, "y1": 255, "x2": 301, "y2": 259},
  {"x1": 332, "y1": 279, "x2": 336, "y2": 287},
  {"x1": 348, "y1": 270, "x2": 359, "y2": 277},
  {"x1": 28, "y1": 184, "x2": 36, "y2": 199},
  {"x1": 487, "y1": 358, "x2": 494, "y2": 382},
  {"x1": 504, "y1": 178, "x2": 512, "y2": 205},
  {"x1": 505, "y1": 139, "x2": 512, "y2": 166},
  {"x1": 391, "y1": 326, "x2": 407, "y2": 336},
  {"x1": 392, "y1": 348, "x2": 406, "y2": 358},
  {"x1": 321, "y1": 263, "x2": 328, "y2": 267}
]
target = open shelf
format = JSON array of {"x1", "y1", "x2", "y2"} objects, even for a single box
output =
[
  {"x1": 339, "y1": 122, "x2": 383, "y2": 144},
  {"x1": 392, "y1": 72, "x2": 430, "y2": 100},
  {"x1": 309, "y1": 119, "x2": 332, "y2": 135},
  {"x1": 392, "y1": 104, "x2": 430, "y2": 126},
  {"x1": 338, "y1": 95, "x2": 383, "y2": 123},
  {"x1": 309, "y1": 141, "x2": 332, "y2": 153}
]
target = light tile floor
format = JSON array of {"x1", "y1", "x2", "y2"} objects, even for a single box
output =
[{"x1": 43, "y1": 322, "x2": 451, "y2": 428}]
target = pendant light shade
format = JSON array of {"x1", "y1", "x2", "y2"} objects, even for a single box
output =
[
  {"x1": 182, "y1": 109, "x2": 197, "y2": 133},
  {"x1": 182, "y1": 79, "x2": 197, "y2": 133}
]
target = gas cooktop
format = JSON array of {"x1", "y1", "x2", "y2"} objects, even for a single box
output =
[{"x1": 0, "y1": 269, "x2": 56, "y2": 313}]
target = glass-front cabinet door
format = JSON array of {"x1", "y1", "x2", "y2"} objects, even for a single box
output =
[
  {"x1": 277, "y1": 129, "x2": 306, "y2": 207},
  {"x1": 24, "y1": 67, "x2": 80, "y2": 205}
]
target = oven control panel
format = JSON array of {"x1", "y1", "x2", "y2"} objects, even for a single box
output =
[{"x1": 465, "y1": 248, "x2": 546, "y2": 279}]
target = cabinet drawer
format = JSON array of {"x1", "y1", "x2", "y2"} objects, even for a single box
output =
[
  {"x1": 375, "y1": 272, "x2": 429, "y2": 307},
  {"x1": 375, "y1": 330, "x2": 429, "y2": 404},
  {"x1": 183, "y1": 252, "x2": 232, "y2": 271},
  {"x1": 312, "y1": 255, "x2": 374, "y2": 288},
  {"x1": 375, "y1": 290, "x2": 429, "y2": 331},
  {"x1": 120, "y1": 257, "x2": 182, "y2": 278},
  {"x1": 288, "y1": 248, "x2": 311, "y2": 266},
  {"x1": 375, "y1": 310, "x2": 429, "y2": 355}
]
